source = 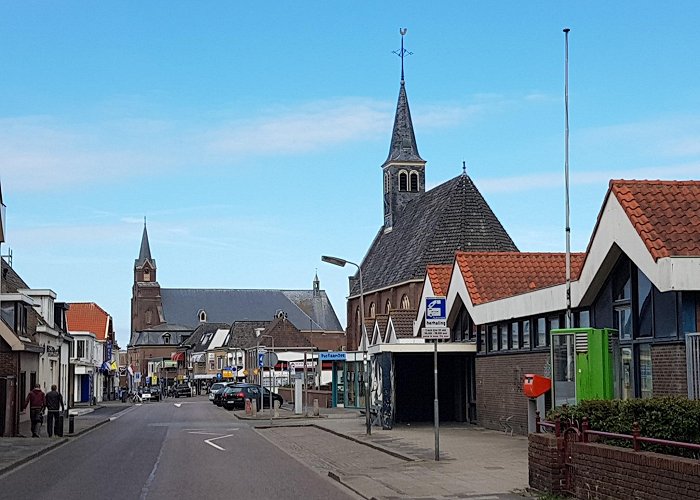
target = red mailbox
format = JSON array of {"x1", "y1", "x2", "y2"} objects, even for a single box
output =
[{"x1": 523, "y1": 374, "x2": 551, "y2": 398}]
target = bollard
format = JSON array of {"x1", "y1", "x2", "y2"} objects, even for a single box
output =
[
  {"x1": 245, "y1": 398, "x2": 252, "y2": 416},
  {"x1": 251, "y1": 399, "x2": 257, "y2": 417},
  {"x1": 68, "y1": 414, "x2": 75, "y2": 434},
  {"x1": 313, "y1": 398, "x2": 319, "y2": 416},
  {"x1": 273, "y1": 400, "x2": 280, "y2": 418}
]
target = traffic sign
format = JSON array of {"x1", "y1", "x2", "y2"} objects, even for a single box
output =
[
  {"x1": 319, "y1": 352, "x2": 347, "y2": 361},
  {"x1": 258, "y1": 353, "x2": 265, "y2": 368},
  {"x1": 422, "y1": 327, "x2": 450, "y2": 340},
  {"x1": 262, "y1": 352, "x2": 278, "y2": 368},
  {"x1": 425, "y1": 297, "x2": 447, "y2": 327}
]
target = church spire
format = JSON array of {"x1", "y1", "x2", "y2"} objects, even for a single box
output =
[
  {"x1": 136, "y1": 217, "x2": 153, "y2": 267},
  {"x1": 383, "y1": 29, "x2": 424, "y2": 167}
]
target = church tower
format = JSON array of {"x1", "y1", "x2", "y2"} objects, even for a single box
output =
[
  {"x1": 382, "y1": 29, "x2": 426, "y2": 231},
  {"x1": 130, "y1": 219, "x2": 164, "y2": 342}
]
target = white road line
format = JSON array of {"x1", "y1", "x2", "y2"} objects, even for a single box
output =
[
  {"x1": 204, "y1": 433, "x2": 237, "y2": 451},
  {"x1": 188, "y1": 431, "x2": 223, "y2": 436},
  {"x1": 173, "y1": 403, "x2": 181, "y2": 408}
]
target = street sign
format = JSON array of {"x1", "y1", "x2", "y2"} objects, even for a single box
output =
[
  {"x1": 216, "y1": 373, "x2": 222, "y2": 380},
  {"x1": 319, "y1": 352, "x2": 347, "y2": 361},
  {"x1": 258, "y1": 353, "x2": 265, "y2": 368},
  {"x1": 262, "y1": 352, "x2": 278, "y2": 368},
  {"x1": 425, "y1": 297, "x2": 447, "y2": 327},
  {"x1": 422, "y1": 327, "x2": 450, "y2": 340}
]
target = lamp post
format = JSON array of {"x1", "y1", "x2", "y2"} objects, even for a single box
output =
[
  {"x1": 256, "y1": 332, "x2": 275, "y2": 426},
  {"x1": 321, "y1": 255, "x2": 371, "y2": 436}
]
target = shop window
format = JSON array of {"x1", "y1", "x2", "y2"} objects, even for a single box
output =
[
  {"x1": 500, "y1": 323, "x2": 509, "y2": 350},
  {"x1": 511, "y1": 322, "x2": 520, "y2": 349},
  {"x1": 535, "y1": 317, "x2": 546, "y2": 347}
]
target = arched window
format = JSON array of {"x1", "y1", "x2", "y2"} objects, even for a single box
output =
[
  {"x1": 198, "y1": 309, "x2": 207, "y2": 322},
  {"x1": 162, "y1": 333, "x2": 171, "y2": 344},
  {"x1": 143, "y1": 268, "x2": 151, "y2": 282},
  {"x1": 384, "y1": 172, "x2": 391, "y2": 193},
  {"x1": 369, "y1": 302, "x2": 376, "y2": 318},
  {"x1": 410, "y1": 171, "x2": 419, "y2": 192},
  {"x1": 384, "y1": 299, "x2": 391, "y2": 313},
  {"x1": 401, "y1": 295, "x2": 410, "y2": 309},
  {"x1": 399, "y1": 170, "x2": 408, "y2": 191}
]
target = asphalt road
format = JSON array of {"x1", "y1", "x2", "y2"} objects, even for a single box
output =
[{"x1": 2, "y1": 397, "x2": 356, "y2": 500}]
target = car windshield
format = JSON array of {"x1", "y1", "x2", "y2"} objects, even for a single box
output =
[
  {"x1": 211, "y1": 383, "x2": 225, "y2": 391},
  {"x1": 224, "y1": 386, "x2": 243, "y2": 393}
]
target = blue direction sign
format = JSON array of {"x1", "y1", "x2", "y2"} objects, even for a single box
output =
[
  {"x1": 425, "y1": 297, "x2": 447, "y2": 327},
  {"x1": 258, "y1": 353, "x2": 265, "y2": 368},
  {"x1": 319, "y1": 352, "x2": 347, "y2": 362}
]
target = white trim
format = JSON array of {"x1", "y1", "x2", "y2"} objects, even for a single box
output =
[{"x1": 368, "y1": 342, "x2": 476, "y2": 355}]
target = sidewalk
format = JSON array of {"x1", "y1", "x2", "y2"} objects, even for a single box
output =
[
  {"x1": 254, "y1": 412, "x2": 533, "y2": 499},
  {"x1": 0, "y1": 402, "x2": 134, "y2": 476}
]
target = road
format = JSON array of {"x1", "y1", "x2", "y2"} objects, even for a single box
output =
[{"x1": 1, "y1": 397, "x2": 356, "y2": 500}]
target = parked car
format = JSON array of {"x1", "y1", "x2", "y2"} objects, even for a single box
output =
[
  {"x1": 209, "y1": 382, "x2": 227, "y2": 404},
  {"x1": 144, "y1": 386, "x2": 160, "y2": 401},
  {"x1": 221, "y1": 383, "x2": 283, "y2": 411},
  {"x1": 212, "y1": 382, "x2": 237, "y2": 406},
  {"x1": 173, "y1": 383, "x2": 192, "y2": 398}
]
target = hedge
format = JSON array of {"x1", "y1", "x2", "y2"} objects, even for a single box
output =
[{"x1": 547, "y1": 397, "x2": 700, "y2": 458}]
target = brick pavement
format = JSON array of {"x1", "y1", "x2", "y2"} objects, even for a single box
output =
[{"x1": 256, "y1": 417, "x2": 532, "y2": 500}]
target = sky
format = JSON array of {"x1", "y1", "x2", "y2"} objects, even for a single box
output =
[{"x1": 2, "y1": 2, "x2": 699, "y2": 349}]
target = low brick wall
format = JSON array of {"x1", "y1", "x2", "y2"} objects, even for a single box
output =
[
  {"x1": 529, "y1": 433, "x2": 700, "y2": 499},
  {"x1": 277, "y1": 387, "x2": 332, "y2": 408}
]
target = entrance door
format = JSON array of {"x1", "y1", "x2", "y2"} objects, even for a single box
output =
[{"x1": 81, "y1": 375, "x2": 90, "y2": 402}]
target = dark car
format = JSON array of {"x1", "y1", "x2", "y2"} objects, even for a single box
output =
[
  {"x1": 144, "y1": 386, "x2": 161, "y2": 401},
  {"x1": 212, "y1": 382, "x2": 237, "y2": 406},
  {"x1": 221, "y1": 383, "x2": 283, "y2": 411},
  {"x1": 173, "y1": 384, "x2": 192, "y2": 398}
]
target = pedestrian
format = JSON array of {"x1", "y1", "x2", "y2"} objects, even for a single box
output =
[
  {"x1": 23, "y1": 383, "x2": 46, "y2": 438},
  {"x1": 45, "y1": 384, "x2": 65, "y2": 437}
]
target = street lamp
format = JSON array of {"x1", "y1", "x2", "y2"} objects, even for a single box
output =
[{"x1": 321, "y1": 255, "x2": 371, "y2": 436}]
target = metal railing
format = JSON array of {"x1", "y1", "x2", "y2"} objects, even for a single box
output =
[{"x1": 535, "y1": 412, "x2": 700, "y2": 455}]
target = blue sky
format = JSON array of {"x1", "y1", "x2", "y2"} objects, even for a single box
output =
[{"x1": 2, "y1": 2, "x2": 699, "y2": 348}]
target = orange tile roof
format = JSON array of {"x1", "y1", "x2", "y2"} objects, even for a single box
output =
[
  {"x1": 426, "y1": 264, "x2": 452, "y2": 297},
  {"x1": 610, "y1": 180, "x2": 700, "y2": 261},
  {"x1": 66, "y1": 302, "x2": 111, "y2": 340},
  {"x1": 455, "y1": 252, "x2": 586, "y2": 305}
]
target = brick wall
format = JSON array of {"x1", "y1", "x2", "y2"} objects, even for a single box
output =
[
  {"x1": 475, "y1": 351, "x2": 548, "y2": 434},
  {"x1": 528, "y1": 433, "x2": 565, "y2": 494},
  {"x1": 529, "y1": 433, "x2": 700, "y2": 499},
  {"x1": 652, "y1": 343, "x2": 687, "y2": 396},
  {"x1": 0, "y1": 352, "x2": 18, "y2": 377}
]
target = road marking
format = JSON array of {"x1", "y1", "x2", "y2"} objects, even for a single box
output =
[
  {"x1": 204, "y1": 433, "x2": 237, "y2": 451},
  {"x1": 188, "y1": 431, "x2": 223, "y2": 436},
  {"x1": 173, "y1": 403, "x2": 181, "y2": 408}
]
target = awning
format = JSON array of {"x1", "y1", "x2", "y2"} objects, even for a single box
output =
[
  {"x1": 191, "y1": 352, "x2": 206, "y2": 363},
  {"x1": 171, "y1": 351, "x2": 185, "y2": 362}
]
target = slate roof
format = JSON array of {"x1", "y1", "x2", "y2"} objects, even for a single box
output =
[
  {"x1": 383, "y1": 81, "x2": 424, "y2": 167},
  {"x1": 66, "y1": 302, "x2": 111, "y2": 340},
  {"x1": 352, "y1": 173, "x2": 518, "y2": 295},
  {"x1": 455, "y1": 251, "x2": 586, "y2": 305},
  {"x1": 1, "y1": 258, "x2": 29, "y2": 293},
  {"x1": 426, "y1": 264, "x2": 453, "y2": 297},
  {"x1": 389, "y1": 310, "x2": 416, "y2": 339},
  {"x1": 226, "y1": 320, "x2": 271, "y2": 350},
  {"x1": 159, "y1": 288, "x2": 338, "y2": 332},
  {"x1": 256, "y1": 316, "x2": 314, "y2": 349},
  {"x1": 610, "y1": 179, "x2": 700, "y2": 260},
  {"x1": 281, "y1": 290, "x2": 343, "y2": 332},
  {"x1": 131, "y1": 323, "x2": 193, "y2": 346},
  {"x1": 135, "y1": 222, "x2": 154, "y2": 268}
]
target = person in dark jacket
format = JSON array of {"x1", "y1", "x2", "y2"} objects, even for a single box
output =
[
  {"x1": 23, "y1": 384, "x2": 46, "y2": 437},
  {"x1": 45, "y1": 385, "x2": 65, "y2": 437}
]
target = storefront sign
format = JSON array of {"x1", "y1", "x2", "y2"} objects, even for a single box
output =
[{"x1": 319, "y1": 352, "x2": 347, "y2": 361}]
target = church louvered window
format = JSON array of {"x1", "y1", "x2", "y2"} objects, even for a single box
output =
[
  {"x1": 399, "y1": 171, "x2": 408, "y2": 191},
  {"x1": 410, "y1": 171, "x2": 419, "y2": 192}
]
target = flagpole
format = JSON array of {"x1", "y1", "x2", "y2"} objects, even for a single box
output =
[{"x1": 564, "y1": 27, "x2": 572, "y2": 329}]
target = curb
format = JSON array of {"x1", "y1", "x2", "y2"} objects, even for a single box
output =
[
  {"x1": 327, "y1": 471, "x2": 371, "y2": 500},
  {"x1": 311, "y1": 424, "x2": 416, "y2": 462},
  {"x1": 0, "y1": 437, "x2": 69, "y2": 477}
]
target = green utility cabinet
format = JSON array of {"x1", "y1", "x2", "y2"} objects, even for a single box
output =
[{"x1": 550, "y1": 327, "x2": 618, "y2": 407}]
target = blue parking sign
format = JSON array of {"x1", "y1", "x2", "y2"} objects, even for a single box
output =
[{"x1": 425, "y1": 297, "x2": 447, "y2": 326}]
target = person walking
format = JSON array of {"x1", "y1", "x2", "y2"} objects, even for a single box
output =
[
  {"x1": 23, "y1": 384, "x2": 46, "y2": 438},
  {"x1": 45, "y1": 384, "x2": 65, "y2": 437}
]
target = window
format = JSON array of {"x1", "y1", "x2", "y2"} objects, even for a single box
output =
[
  {"x1": 511, "y1": 322, "x2": 520, "y2": 349},
  {"x1": 368, "y1": 302, "x2": 376, "y2": 318},
  {"x1": 400, "y1": 295, "x2": 410, "y2": 309},
  {"x1": 613, "y1": 261, "x2": 631, "y2": 301},
  {"x1": 76, "y1": 340, "x2": 86, "y2": 358},
  {"x1": 399, "y1": 171, "x2": 408, "y2": 191},
  {"x1": 479, "y1": 325, "x2": 486, "y2": 353},
  {"x1": 614, "y1": 305, "x2": 632, "y2": 340},
  {"x1": 384, "y1": 172, "x2": 390, "y2": 193},
  {"x1": 490, "y1": 325, "x2": 498, "y2": 352},
  {"x1": 384, "y1": 299, "x2": 391, "y2": 313},
  {"x1": 638, "y1": 344, "x2": 653, "y2": 398},
  {"x1": 576, "y1": 310, "x2": 590, "y2": 328},
  {"x1": 198, "y1": 309, "x2": 207, "y2": 322},
  {"x1": 548, "y1": 316, "x2": 560, "y2": 333},
  {"x1": 143, "y1": 268, "x2": 151, "y2": 282},
  {"x1": 654, "y1": 289, "x2": 678, "y2": 338},
  {"x1": 621, "y1": 347, "x2": 633, "y2": 400},
  {"x1": 410, "y1": 171, "x2": 419, "y2": 192},
  {"x1": 145, "y1": 309, "x2": 152, "y2": 325},
  {"x1": 522, "y1": 320, "x2": 530, "y2": 349},
  {"x1": 217, "y1": 357, "x2": 224, "y2": 370},
  {"x1": 535, "y1": 318, "x2": 546, "y2": 347},
  {"x1": 500, "y1": 323, "x2": 509, "y2": 350},
  {"x1": 637, "y1": 271, "x2": 653, "y2": 337},
  {"x1": 163, "y1": 334, "x2": 170, "y2": 344}
]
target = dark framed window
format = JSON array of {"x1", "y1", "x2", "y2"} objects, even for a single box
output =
[
  {"x1": 637, "y1": 271, "x2": 653, "y2": 337},
  {"x1": 637, "y1": 343, "x2": 653, "y2": 398},
  {"x1": 576, "y1": 310, "x2": 590, "y2": 328},
  {"x1": 410, "y1": 172, "x2": 419, "y2": 192},
  {"x1": 522, "y1": 320, "x2": 531, "y2": 349},
  {"x1": 399, "y1": 171, "x2": 408, "y2": 191},
  {"x1": 535, "y1": 317, "x2": 546, "y2": 347},
  {"x1": 654, "y1": 288, "x2": 678, "y2": 338},
  {"x1": 490, "y1": 325, "x2": 498, "y2": 352},
  {"x1": 511, "y1": 322, "x2": 520, "y2": 349},
  {"x1": 500, "y1": 323, "x2": 509, "y2": 350},
  {"x1": 478, "y1": 325, "x2": 486, "y2": 353}
]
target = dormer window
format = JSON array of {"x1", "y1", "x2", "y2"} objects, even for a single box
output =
[
  {"x1": 163, "y1": 333, "x2": 171, "y2": 344},
  {"x1": 198, "y1": 309, "x2": 207, "y2": 322},
  {"x1": 399, "y1": 170, "x2": 408, "y2": 191},
  {"x1": 410, "y1": 171, "x2": 419, "y2": 192}
]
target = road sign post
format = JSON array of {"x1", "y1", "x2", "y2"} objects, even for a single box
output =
[{"x1": 424, "y1": 296, "x2": 447, "y2": 462}]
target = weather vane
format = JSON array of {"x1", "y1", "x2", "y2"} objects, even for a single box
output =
[{"x1": 393, "y1": 28, "x2": 412, "y2": 82}]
